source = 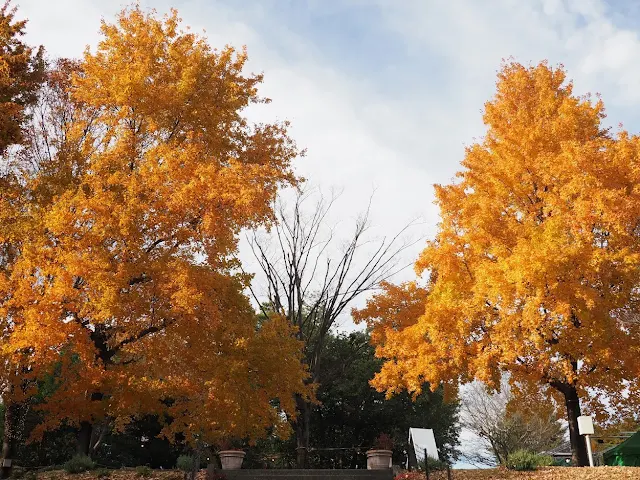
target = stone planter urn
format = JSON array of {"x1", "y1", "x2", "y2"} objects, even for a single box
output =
[
  {"x1": 366, "y1": 449, "x2": 392, "y2": 470},
  {"x1": 218, "y1": 450, "x2": 246, "y2": 470}
]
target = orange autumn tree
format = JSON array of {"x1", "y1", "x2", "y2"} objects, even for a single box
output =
[
  {"x1": 0, "y1": 0, "x2": 44, "y2": 154},
  {"x1": 0, "y1": 6, "x2": 307, "y2": 456},
  {"x1": 0, "y1": 2, "x2": 44, "y2": 474},
  {"x1": 354, "y1": 62, "x2": 640, "y2": 467}
]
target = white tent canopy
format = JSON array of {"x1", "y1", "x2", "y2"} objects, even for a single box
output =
[{"x1": 408, "y1": 427, "x2": 439, "y2": 463}]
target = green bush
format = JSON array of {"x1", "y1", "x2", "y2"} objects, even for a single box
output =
[
  {"x1": 63, "y1": 454, "x2": 96, "y2": 474},
  {"x1": 505, "y1": 450, "x2": 544, "y2": 471},
  {"x1": 175, "y1": 455, "x2": 195, "y2": 472},
  {"x1": 23, "y1": 472, "x2": 37, "y2": 480},
  {"x1": 417, "y1": 456, "x2": 448, "y2": 471},
  {"x1": 135, "y1": 466, "x2": 153, "y2": 477},
  {"x1": 95, "y1": 468, "x2": 111, "y2": 479},
  {"x1": 536, "y1": 454, "x2": 554, "y2": 467}
]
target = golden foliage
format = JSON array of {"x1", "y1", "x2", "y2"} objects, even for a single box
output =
[
  {"x1": 0, "y1": 1, "x2": 44, "y2": 153},
  {"x1": 0, "y1": 6, "x2": 307, "y2": 444},
  {"x1": 355, "y1": 61, "x2": 640, "y2": 422}
]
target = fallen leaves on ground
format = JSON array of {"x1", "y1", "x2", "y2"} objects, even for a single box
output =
[
  {"x1": 38, "y1": 470, "x2": 191, "y2": 480},
  {"x1": 35, "y1": 467, "x2": 640, "y2": 480},
  {"x1": 419, "y1": 467, "x2": 640, "y2": 479}
]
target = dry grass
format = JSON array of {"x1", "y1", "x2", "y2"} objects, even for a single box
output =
[{"x1": 423, "y1": 467, "x2": 640, "y2": 479}]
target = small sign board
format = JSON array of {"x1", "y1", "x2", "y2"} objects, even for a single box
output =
[
  {"x1": 407, "y1": 427, "x2": 439, "y2": 469},
  {"x1": 578, "y1": 416, "x2": 594, "y2": 436},
  {"x1": 2, "y1": 459, "x2": 12, "y2": 467}
]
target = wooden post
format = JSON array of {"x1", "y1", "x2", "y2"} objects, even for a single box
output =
[
  {"x1": 447, "y1": 462, "x2": 452, "y2": 480},
  {"x1": 424, "y1": 449, "x2": 430, "y2": 480}
]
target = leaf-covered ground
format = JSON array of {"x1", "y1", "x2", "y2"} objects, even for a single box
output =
[
  {"x1": 37, "y1": 470, "x2": 189, "y2": 480},
  {"x1": 34, "y1": 467, "x2": 640, "y2": 480},
  {"x1": 417, "y1": 467, "x2": 640, "y2": 479},
  {"x1": 34, "y1": 472, "x2": 213, "y2": 480}
]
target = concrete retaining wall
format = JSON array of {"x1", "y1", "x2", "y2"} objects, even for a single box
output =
[{"x1": 211, "y1": 469, "x2": 394, "y2": 480}]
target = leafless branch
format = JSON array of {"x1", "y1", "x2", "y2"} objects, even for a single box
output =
[{"x1": 247, "y1": 186, "x2": 421, "y2": 380}]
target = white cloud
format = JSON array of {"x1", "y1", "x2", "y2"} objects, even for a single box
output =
[{"x1": 372, "y1": 0, "x2": 640, "y2": 112}]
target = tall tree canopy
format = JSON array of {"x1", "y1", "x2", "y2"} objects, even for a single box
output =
[
  {"x1": 354, "y1": 62, "x2": 640, "y2": 466},
  {"x1": 0, "y1": 0, "x2": 43, "y2": 154},
  {"x1": 0, "y1": 3, "x2": 44, "y2": 475},
  {"x1": 0, "y1": 6, "x2": 307, "y2": 456}
]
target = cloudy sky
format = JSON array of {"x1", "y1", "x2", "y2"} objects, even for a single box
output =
[
  {"x1": 16, "y1": 0, "x2": 640, "y2": 466},
  {"x1": 18, "y1": 0, "x2": 640, "y2": 289}
]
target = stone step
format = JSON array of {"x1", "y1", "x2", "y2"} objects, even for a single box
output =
[{"x1": 216, "y1": 470, "x2": 394, "y2": 480}]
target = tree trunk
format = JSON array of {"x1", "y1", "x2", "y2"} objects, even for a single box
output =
[
  {"x1": 1, "y1": 401, "x2": 19, "y2": 480},
  {"x1": 294, "y1": 395, "x2": 310, "y2": 468},
  {"x1": 76, "y1": 421, "x2": 93, "y2": 456},
  {"x1": 551, "y1": 381, "x2": 588, "y2": 467},
  {"x1": 563, "y1": 384, "x2": 589, "y2": 467},
  {"x1": 76, "y1": 392, "x2": 104, "y2": 455},
  {"x1": 487, "y1": 437, "x2": 503, "y2": 466}
]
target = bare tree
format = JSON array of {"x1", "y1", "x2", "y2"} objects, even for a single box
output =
[
  {"x1": 460, "y1": 379, "x2": 566, "y2": 466},
  {"x1": 246, "y1": 187, "x2": 419, "y2": 467}
]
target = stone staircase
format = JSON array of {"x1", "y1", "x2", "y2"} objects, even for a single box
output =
[{"x1": 215, "y1": 470, "x2": 394, "y2": 480}]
